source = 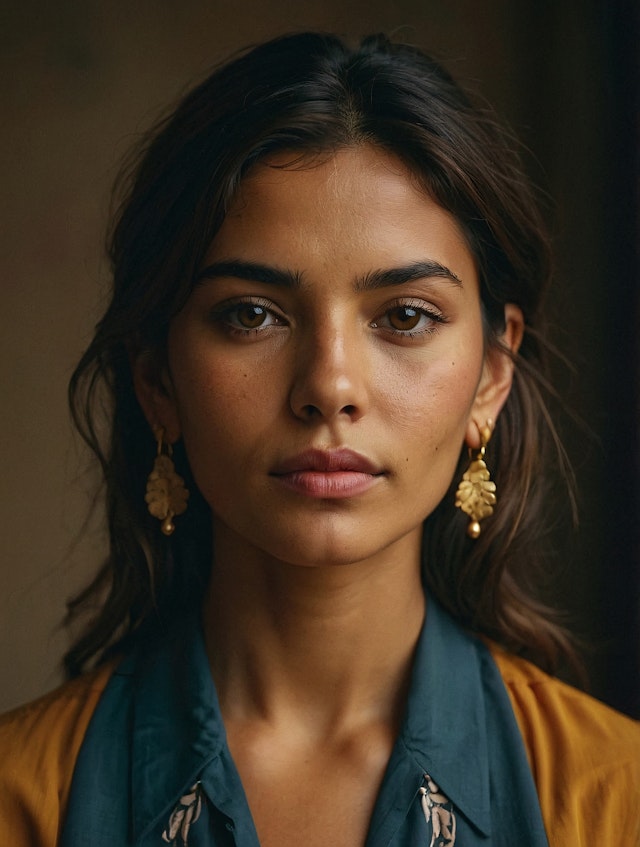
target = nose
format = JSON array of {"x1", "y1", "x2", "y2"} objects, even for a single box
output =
[{"x1": 289, "y1": 323, "x2": 369, "y2": 423}]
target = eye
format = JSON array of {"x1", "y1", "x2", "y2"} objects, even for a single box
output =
[
  {"x1": 386, "y1": 305, "x2": 423, "y2": 331},
  {"x1": 372, "y1": 301, "x2": 444, "y2": 337},
  {"x1": 233, "y1": 303, "x2": 272, "y2": 329},
  {"x1": 211, "y1": 298, "x2": 286, "y2": 335}
]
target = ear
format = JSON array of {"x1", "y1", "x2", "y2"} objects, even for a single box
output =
[
  {"x1": 131, "y1": 348, "x2": 182, "y2": 444},
  {"x1": 465, "y1": 304, "x2": 524, "y2": 449}
]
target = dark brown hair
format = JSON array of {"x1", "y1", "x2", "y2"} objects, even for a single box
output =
[{"x1": 65, "y1": 32, "x2": 575, "y2": 676}]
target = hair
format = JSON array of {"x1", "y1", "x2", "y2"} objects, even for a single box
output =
[{"x1": 65, "y1": 31, "x2": 576, "y2": 678}]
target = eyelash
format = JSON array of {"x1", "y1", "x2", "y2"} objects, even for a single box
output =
[
  {"x1": 210, "y1": 297, "x2": 446, "y2": 339},
  {"x1": 371, "y1": 299, "x2": 446, "y2": 338},
  {"x1": 210, "y1": 297, "x2": 287, "y2": 336}
]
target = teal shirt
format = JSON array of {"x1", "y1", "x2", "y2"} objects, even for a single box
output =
[{"x1": 61, "y1": 598, "x2": 549, "y2": 846}]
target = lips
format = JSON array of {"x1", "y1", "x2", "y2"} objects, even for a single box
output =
[
  {"x1": 270, "y1": 449, "x2": 385, "y2": 499},
  {"x1": 271, "y1": 448, "x2": 384, "y2": 475}
]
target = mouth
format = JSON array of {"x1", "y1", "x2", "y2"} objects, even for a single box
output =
[{"x1": 270, "y1": 448, "x2": 386, "y2": 499}]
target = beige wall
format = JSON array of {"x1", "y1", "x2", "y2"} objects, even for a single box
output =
[{"x1": 1, "y1": 1, "x2": 636, "y2": 713}]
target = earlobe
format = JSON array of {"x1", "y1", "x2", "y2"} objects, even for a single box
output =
[
  {"x1": 466, "y1": 304, "x2": 524, "y2": 449},
  {"x1": 131, "y1": 348, "x2": 182, "y2": 443}
]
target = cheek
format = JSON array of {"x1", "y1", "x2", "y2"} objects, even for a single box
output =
[
  {"x1": 169, "y1": 346, "x2": 280, "y2": 464},
  {"x1": 381, "y1": 348, "x2": 482, "y2": 439}
]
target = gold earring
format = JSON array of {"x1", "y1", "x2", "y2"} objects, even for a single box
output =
[
  {"x1": 145, "y1": 427, "x2": 189, "y2": 536},
  {"x1": 455, "y1": 420, "x2": 496, "y2": 539}
]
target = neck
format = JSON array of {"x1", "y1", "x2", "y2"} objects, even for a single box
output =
[{"x1": 202, "y1": 526, "x2": 425, "y2": 737}]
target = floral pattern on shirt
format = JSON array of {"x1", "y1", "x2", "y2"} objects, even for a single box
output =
[
  {"x1": 162, "y1": 782, "x2": 203, "y2": 846},
  {"x1": 420, "y1": 775, "x2": 456, "y2": 846}
]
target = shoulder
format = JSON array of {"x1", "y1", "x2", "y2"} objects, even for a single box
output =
[
  {"x1": 0, "y1": 662, "x2": 116, "y2": 847},
  {"x1": 488, "y1": 642, "x2": 640, "y2": 847},
  {"x1": 488, "y1": 642, "x2": 640, "y2": 763}
]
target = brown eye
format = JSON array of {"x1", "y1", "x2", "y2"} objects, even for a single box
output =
[
  {"x1": 387, "y1": 306, "x2": 422, "y2": 331},
  {"x1": 235, "y1": 304, "x2": 269, "y2": 328},
  {"x1": 214, "y1": 299, "x2": 284, "y2": 335}
]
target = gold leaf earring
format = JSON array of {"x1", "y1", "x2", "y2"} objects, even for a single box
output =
[
  {"x1": 455, "y1": 420, "x2": 496, "y2": 539},
  {"x1": 145, "y1": 427, "x2": 189, "y2": 536}
]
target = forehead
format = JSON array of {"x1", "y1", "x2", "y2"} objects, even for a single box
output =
[
  {"x1": 231, "y1": 145, "x2": 431, "y2": 220},
  {"x1": 210, "y1": 145, "x2": 475, "y2": 275}
]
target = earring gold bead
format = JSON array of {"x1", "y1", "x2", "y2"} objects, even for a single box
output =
[
  {"x1": 145, "y1": 427, "x2": 189, "y2": 535},
  {"x1": 454, "y1": 419, "x2": 496, "y2": 539}
]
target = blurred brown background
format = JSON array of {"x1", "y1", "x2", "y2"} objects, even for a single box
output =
[{"x1": 1, "y1": 0, "x2": 638, "y2": 715}]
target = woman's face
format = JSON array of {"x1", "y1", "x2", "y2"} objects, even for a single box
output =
[{"x1": 140, "y1": 145, "x2": 519, "y2": 569}]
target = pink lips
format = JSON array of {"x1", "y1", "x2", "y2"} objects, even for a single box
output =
[{"x1": 271, "y1": 448, "x2": 385, "y2": 499}]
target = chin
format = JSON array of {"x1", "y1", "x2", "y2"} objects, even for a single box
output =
[{"x1": 268, "y1": 538, "x2": 379, "y2": 569}]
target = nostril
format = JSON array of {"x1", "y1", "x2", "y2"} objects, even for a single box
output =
[
  {"x1": 298, "y1": 402, "x2": 359, "y2": 421},
  {"x1": 301, "y1": 404, "x2": 322, "y2": 419}
]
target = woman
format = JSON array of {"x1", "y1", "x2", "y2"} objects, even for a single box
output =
[{"x1": 1, "y1": 32, "x2": 638, "y2": 847}]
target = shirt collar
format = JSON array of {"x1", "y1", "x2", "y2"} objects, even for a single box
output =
[
  {"x1": 398, "y1": 597, "x2": 491, "y2": 836},
  {"x1": 129, "y1": 621, "x2": 226, "y2": 841}
]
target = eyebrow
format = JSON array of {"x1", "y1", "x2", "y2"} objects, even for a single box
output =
[
  {"x1": 195, "y1": 260, "x2": 303, "y2": 288},
  {"x1": 195, "y1": 258, "x2": 462, "y2": 290},
  {"x1": 355, "y1": 260, "x2": 462, "y2": 291}
]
